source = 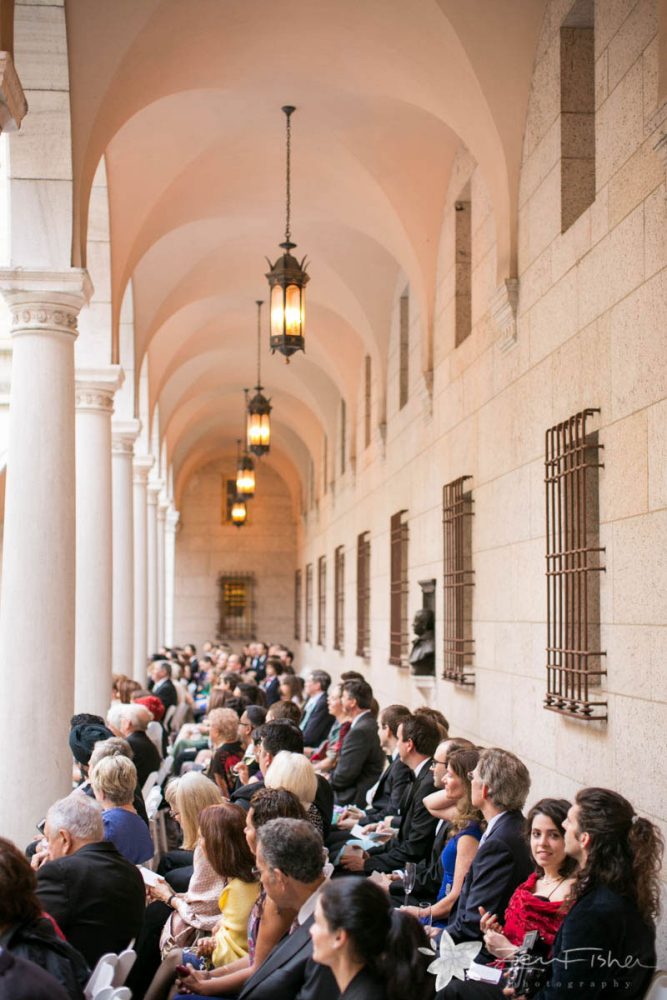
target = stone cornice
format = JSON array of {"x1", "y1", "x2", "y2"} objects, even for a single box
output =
[{"x1": 0, "y1": 52, "x2": 28, "y2": 133}]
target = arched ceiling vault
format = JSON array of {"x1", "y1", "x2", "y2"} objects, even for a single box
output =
[
  {"x1": 175, "y1": 443, "x2": 302, "y2": 514},
  {"x1": 65, "y1": 0, "x2": 547, "y2": 487}
]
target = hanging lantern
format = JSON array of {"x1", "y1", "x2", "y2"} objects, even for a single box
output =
[
  {"x1": 246, "y1": 302, "x2": 272, "y2": 456},
  {"x1": 230, "y1": 495, "x2": 248, "y2": 528},
  {"x1": 266, "y1": 106, "x2": 309, "y2": 360},
  {"x1": 236, "y1": 438, "x2": 256, "y2": 498}
]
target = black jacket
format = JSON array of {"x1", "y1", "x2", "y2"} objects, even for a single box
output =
[
  {"x1": 238, "y1": 913, "x2": 338, "y2": 1000},
  {"x1": 0, "y1": 918, "x2": 89, "y2": 1000},
  {"x1": 341, "y1": 967, "x2": 388, "y2": 999},
  {"x1": 35, "y1": 841, "x2": 145, "y2": 968},
  {"x1": 390, "y1": 820, "x2": 451, "y2": 903},
  {"x1": 364, "y1": 755, "x2": 413, "y2": 823},
  {"x1": 535, "y1": 885, "x2": 656, "y2": 999},
  {"x1": 300, "y1": 695, "x2": 335, "y2": 749},
  {"x1": 127, "y1": 730, "x2": 161, "y2": 788},
  {"x1": 364, "y1": 759, "x2": 438, "y2": 873},
  {"x1": 446, "y1": 810, "x2": 533, "y2": 959},
  {"x1": 0, "y1": 949, "x2": 69, "y2": 1000},
  {"x1": 152, "y1": 677, "x2": 178, "y2": 712},
  {"x1": 330, "y1": 713, "x2": 386, "y2": 806}
]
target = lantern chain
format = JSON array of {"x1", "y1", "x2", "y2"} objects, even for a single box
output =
[{"x1": 256, "y1": 300, "x2": 263, "y2": 387}]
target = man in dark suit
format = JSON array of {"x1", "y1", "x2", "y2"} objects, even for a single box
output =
[
  {"x1": 444, "y1": 747, "x2": 533, "y2": 960},
  {"x1": 529, "y1": 788, "x2": 658, "y2": 999},
  {"x1": 234, "y1": 818, "x2": 338, "y2": 1000},
  {"x1": 118, "y1": 703, "x2": 161, "y2": 787},
  {"x1": 340, "y1": 713, "x2": 441, "y2": 874},
  {"x1": 34, "y1": 794, "x2": 145, "y2": 968},
  {"x1": 388, "y1": 736, "x2": 474, "y2": 906},
  {"x1": 261, "y1": 657, "x2": 283, "y2": 707},
  {"x1": 300, "y1": 670, "x2": 335, "y2": 749},
  {"x1": 149, "y1": 660, "x2": 177, "y2": 713},
  {"x1": 232, "y1": 720, "x2": 334, "y2": 838},
  {"x1": 329, "y1": 679, "x2": 386, "y2": 806}
]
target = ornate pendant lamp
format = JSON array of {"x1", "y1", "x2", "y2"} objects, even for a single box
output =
[
  {"x1": 247, "y1": 301, "x2": 272, "y2": 456},
  {"x1": 266, "y1": 105, "x2": 309, "y2": 361},
  {"x1": 230, "y1": 494, "x2": 248, "y2": 528},
  {"x1": 236, "y1": 437, "x2": 256, "y2": 498}
]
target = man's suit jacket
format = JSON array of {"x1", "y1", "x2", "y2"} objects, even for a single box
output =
[
  {"x1": 364, "y1": 759, "x2": 438, "y2": 873},
  {"x1": 364, "y1": 755, "x2": 413, "y2": 823},
  {"x1": 446, "y1": 809, "x2": 533, "y2": 958},
  {"x1": 232, "y1": 773, "x2": 334, "y2": 840},
  {"x1": 152, "y1": 677, "x2": 177, "y2": 712},
  {"x1": 300, "y1": 694, "x2": 334, "y2": 749},
  {"x1": 330, "y1": 713, "x2": 386, "y2": 806},
  {"x1": 535, "y1": 885, "x2": 655, "y2": 999},
  {"x1": 390, "y1": 819, "x2": 451, "y2": 903},
  {"x1": 238, "y1": 914, "x2": 338, "y2": 1000},
  {"x1": 263, "y1": 676, "x2": 281, "y2": 707},
  {"x1": 127, "y1": 729, "x2": 161, "y2": 787},
  {"x1": 35, "y1": 841, "x2": 145, "y2": 968}
]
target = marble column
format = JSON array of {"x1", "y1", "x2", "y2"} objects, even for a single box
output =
[
  {"x1": 146, "y1": 479, "x2": 162, "y2": 656},
  {"x1": 111, "y1": 419, "x2": 140, "y2": 678},
  {"x1": 164, "y1": 506, "x2": 180, "y2": 647},
  {"x1": 156, "y1": 495, "x2": 169, "y2": 647},
  {"x1": 0, "y1": 267, "x2": 91, "y2": 844},
  {"x1": 74, "y1": 368, "x2": 123, "y2": 717},
  {"x1": 132, "y1": 455, "x2": 153, "y2": 681}
]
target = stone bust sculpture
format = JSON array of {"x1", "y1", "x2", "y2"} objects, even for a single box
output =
[{"x1": 409, "y1": 608, "x2": 435, "y2": 676}]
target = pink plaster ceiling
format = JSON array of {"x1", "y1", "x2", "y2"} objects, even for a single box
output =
[{"x1": 64, "y1": 0, "x2": 547, "y2": 496}]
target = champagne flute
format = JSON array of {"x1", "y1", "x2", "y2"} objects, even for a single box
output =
[{"x1": 403, "y1": 861, "x2": 416, "y2": 906}]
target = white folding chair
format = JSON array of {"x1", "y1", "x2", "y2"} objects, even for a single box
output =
[
  {"x1": 157, "y1": 754, "x2": 174, "y2": 785},
  {"x1": 142, "y1": 770, "x2": 159, "y2": 802},
  {"x1": 85, "y1": 954, "x2": 115, "y2": 999},
  {"x1": 146, "y1": 720, "x2": 164, "y2": 758},
  {"x1": 94, "y1": 988, "x2": 131, "y2": 1000},
  {"x1": 163, "y1": 704, "x2": 177, "y2": 732},
  {"x1": 645, "y1": 972, "x2": 667, "y2": 1000}
]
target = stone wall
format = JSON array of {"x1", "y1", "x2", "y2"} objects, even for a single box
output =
[
  {"x1": 296, "y1": 0, "x2": 667, "y2": 958},
  {"x1": 174, "y1": 457, "x2": 297, "y2": 650}
]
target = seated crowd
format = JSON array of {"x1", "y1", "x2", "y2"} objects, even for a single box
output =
[{"x1": 4, "y1": 638, "x2": 663, "y2": 1000}]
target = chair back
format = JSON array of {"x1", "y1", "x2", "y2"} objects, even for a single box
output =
[{"x1": 146, "y1": 721, "x2": 164, "y2": 758}]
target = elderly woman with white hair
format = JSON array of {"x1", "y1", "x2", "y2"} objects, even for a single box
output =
[
  {"x1": 264, "y1": 751, "x2": 323, "y2": 834},
  {"x1": 89, "y1": 754, "x2": 154, "y2": 864}
]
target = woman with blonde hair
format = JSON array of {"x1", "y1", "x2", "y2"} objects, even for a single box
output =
[
  {"x1": 127, "y1": 773, "x2": 225, "y2": 997},
  {"x1": 402, "y1": 746, "x2": 484, "y2": 926},
  {"x1": 264, "y1": 750, "x2": 322, "y2": 834},
  {"x1": 90, "y1": 754, "x2": 154, "y2": 864}
]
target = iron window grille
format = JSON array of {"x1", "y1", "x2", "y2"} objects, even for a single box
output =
[
  {"x1": 217, "y1": 573, "x2": 256, "y2": 640},
  {"x1": 305, "y1": 563, "x2": 313, "y2": 644},
  {"x1": 356, "y1": 531, "x2": 371, "y2": 658},
  {"x1": 334, "y1": 545, "x2": 345, "y2": 652},
  {"x1": 442, "y1": 477, "x2": 475, "y2": 685},
  {"x1": 545, "y1": 408, "x2": 606, "y2": 720},
  {"x1": 294, "y1": 569, "x2": 302, "y2": 641},
  {"x1": 317, "y1": 555, "x2": 326, "y2": 646},
  {"x1": 389, "y1": 510, "x2": 409, "y2": 667}
]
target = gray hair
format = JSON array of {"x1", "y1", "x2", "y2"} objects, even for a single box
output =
[
  {"x1": 120, "y1": 703, "x2": 150, "y2": 731},
  {"x1": 88, "y1": 736, "x2": 133, "y2": 772},
  {"x1": 307, "y1": 670, "x2": 331, "y2": 693},
  {"x1": 257, "y1": 818, "x2": 323, "y2": 883},
  {"x1": 48, "y1": 794, "x2": 103, "y2": 842},
  {"x1": 106, "y1": 703, "x2": 124, "y2": 732},
  {"x1": 477, "y1": 747, "x2": 531, "y2": 812}
]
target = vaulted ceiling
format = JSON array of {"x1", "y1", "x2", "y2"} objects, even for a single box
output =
[{"x1": 64, "y1": 0, "x2": 547, "y2": 502}]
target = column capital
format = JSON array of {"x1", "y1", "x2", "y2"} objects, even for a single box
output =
[
  {"x1": 133, "y1": 454, "x2": 154, "y2": 485},
  {"x1": 0, "y1": 52, "x2": 28, "y2": 133},
  {"x1": 166, "y1": 508, "x2": 180, "y2": 534},
  {"x1": 147, "y1": 479, "x2": 163, "y2": 504},
  {"x1": 0, "y1": 269, "x2": 93, "y2": 342},
  {"x1": 158, "y1": 494, "x2": 170, "y2": 516},
  {"x1": 75, "y1": 366, "x2": 124, "y2": 414},
  {"x1": 112, "y1": 418, "x2": 141, "y2": 455}
]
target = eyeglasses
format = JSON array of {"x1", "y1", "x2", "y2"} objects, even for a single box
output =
[{"x1": 430, "y1": 759, "x2": 448, "y2": 769}]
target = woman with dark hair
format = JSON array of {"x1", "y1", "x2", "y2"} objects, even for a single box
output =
[
  {"x1": 0, "y1": 838, "x2": 89, "y2": 999},
  {"x1": 310, "y1": 877, "x2": 433, "y2": 1000},
  {"x1": 144, "y1": 802, "x2": 259, "y2": 1000},
  {"x1": 278, "y1": 673, "x2": 304, "y2": 707},
  {"x1": 439, "y1": 798, "x2": 576, "y2": 999},
  {"x1": 175, "y1": 788, "x2": 308, "y2": 997}
]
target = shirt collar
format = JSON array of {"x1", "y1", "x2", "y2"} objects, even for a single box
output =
[
  {"x1": 297, "y1": 881, "x2": 326, "y2": 925},
  {"x1": 483, "y1": 811, "x2": 507, "y2": 840},
  {"x1": 413, "y1": 757, "x2": 430, "y2": 779},
  {"x1": 350, "y1": 709, "x2": 370, "y2": 729}
]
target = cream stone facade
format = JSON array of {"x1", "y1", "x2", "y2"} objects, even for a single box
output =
[{"x1": 0, "y1": 0, "x2": 665, "y2": 967}]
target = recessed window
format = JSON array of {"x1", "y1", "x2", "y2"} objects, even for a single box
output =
[
  {"x1": 364, "y1": 355, "x2": 372, "y2": 449},
  {"x1": 317, "y1": 555, "x2": 326, "y2": 646},
  {"x1": 442, "y1": 477, "x2": 475, "y2": 686},
  {"x1": 305, "y1": 564, "x2": 313, "y2": 643},
  {"x1": 356, "y1": 531, "x2": 370, "y2": 659},
  {"x1": 399, "y1": 290, "x2": 409, "y2": 409},
  {"x1": 217, "y1": 574, "x2": 255, "y2": 640},
  {"x1": 334, "y1": 545, "x2": 345, "y2": 652},
  {"x1": 389, "y1": 510, "x2": 409, "y2": 667},
  {"x1": 560, "y1": 1, "x2": 595, "y2": 231},
  {"x1": 454, "y1": 192, "x2": 472, "y2": 347}
]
